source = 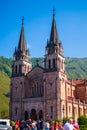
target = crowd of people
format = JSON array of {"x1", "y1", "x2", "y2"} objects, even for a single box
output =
[{"x1": 10, "y1": 118, "x2": 80, "y2": 130}]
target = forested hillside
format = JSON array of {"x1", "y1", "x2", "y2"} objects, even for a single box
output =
[
  {"x1": 1, "y1": 56, "x2": 87, "y2": 118},
  {"x1": 66, "y1": 57, "x2": 87, "y2": 79},
  {"x1": 0, "y1": 71, "x2": 10, "y2": 118},
  {"x1": 1, "y1": 56, "x2": 87, "y2": 79},
  {"x1": 0, "y1": 56, "x2": 12, "y2": 77}
]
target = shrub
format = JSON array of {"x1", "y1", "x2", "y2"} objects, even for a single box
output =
[
  {"x1": 79, "y1": 125, "x2": 87, "y2": 130},
  {"x1": 62, "y1": 117, "x2": 68, "y2": 125},
  {"x1": 78, "y1": 115, "x2": 87, "y2": 125},
  {"x1": 55, "y1": 118, "x2": 60, "y2": 122}
]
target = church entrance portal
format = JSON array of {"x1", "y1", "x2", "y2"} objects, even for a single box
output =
[
  {"x1": 24, "y1": 111, "x2": 29, "y2": 120},
  {"x1": 30, "y1": 109, "x2": 37, "y2": 120}
]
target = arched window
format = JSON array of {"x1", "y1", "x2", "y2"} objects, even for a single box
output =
[
  {"x1": 32, "y1": 83, "x2": 43, "y2": 97},
  {"x1": 53, "y1": 59, "x2": 56, "y2": 68},
  {"x1": 68, "y1": 88, "x2": 69, "y2": 95},
  {"x1": 32, "y1": 84, "x2": 36, "y2": 97},
  {"x1": 32, "y1": 87, "x2": 34, "y2": 96},
  {"x1": 79, "y1": 108, "x2": 82, "y2": 116},
  {"x1": 15, "y1": 65, "x2": 17, "y2": 74},
  {"x1": 40, "y1": 85, "x2": 42, "y2": 95},
  {"x1": 51, "y1": 106, "x2": 53, "y2": 113},
  {"x1": 34, "y1": 86, "x2": 36, "y2": 96},
  {"x1": 73, "y1": 107, "x2": 76, "y2": 117},
  {"x1": 48, "y1": 59, "x2": 51, "y2": 69},
  {"x1": 19, "y1": 65, "x2": 22, "y2": 73},
  {"x1": 62, "y1": 60, "x2": 63, "y2": 69}
]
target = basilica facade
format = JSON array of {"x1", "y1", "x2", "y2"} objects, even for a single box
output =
[{"x1": 10, "y1": 12, "x2": 87, "y2": 121}]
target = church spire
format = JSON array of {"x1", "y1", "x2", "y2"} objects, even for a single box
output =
[
  {"x1": 45, "y1": 10, "x2": 65, "y2": 73},
  {"x1": 12, "y1": 18, "x2": 32, "y2": 77},
  {"x1": 50, "y1": 9, "x2": 59, "y2": 45},
  {"x1": 18, "y1": 17, "x2": 27, "y2": 52},
  {"x1": 46, "y1": 9, "x2": 61, "y2": 55},
  {"x1": 14, "y1": 17, "x2": 30, "y2": 61}
]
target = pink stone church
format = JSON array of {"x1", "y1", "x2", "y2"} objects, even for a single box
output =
[{"x1": 10, "y1": 12, "x2": 87, "y2": 121}]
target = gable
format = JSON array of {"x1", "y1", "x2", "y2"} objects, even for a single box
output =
[{"x1": 26, "y1": 66, "x2": 44, "y2": 79}]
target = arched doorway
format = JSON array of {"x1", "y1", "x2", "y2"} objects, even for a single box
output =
[
  {"x1": 30, "y1": 109, "x2": 37, "y2": 120},
  {"x1": 24, "y1": 111, "x2": 29, "y2": 120},
  {"x1": 39, "y1": 110, "x2": 43, "y2": 119}
]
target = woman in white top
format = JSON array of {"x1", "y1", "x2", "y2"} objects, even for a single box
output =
[
  {"x1": 45, "y1": 121, "x2": 50, "y2": 130},
  {"x1": 63, "y1": 119, "x2": 77, "y2": 130}
]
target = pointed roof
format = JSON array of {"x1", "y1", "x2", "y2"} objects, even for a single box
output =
[
  {"x1": 46, "y1": 9, "x2": 61, "y2": 54},
  {"x1": 18, "y1": 17, "x2": 27, "y2": 52},
  {"x1": 50, "y1": 9, "x2": 59, "y2": 44}
]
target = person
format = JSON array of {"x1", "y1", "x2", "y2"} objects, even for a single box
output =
[
  {"x1": 40, "y1": 118, "x2": 44, "y2": 130},
  {"x1": 36, "y1": 119, "x2": 41, "y2": 130},
  {"x1": 72, "y1": 119, "x2": 80, "y2": 130},
  {"x1": 20, "y1": 120, "x2": 26, "y2": 130},
  {"x1": 25, "y1": 119, "x2": 32, "y2": 130},
  {"x1": 31, "y1": 120, "x2": 37, "y2": 130},
  {"x1": 45, "y1": 120, "x2": 50, "y2": 130},
  {"x1": 15, "y1": 120, "x2": 20, "y2": 130},
  {"x1": 54, "y1": 121, "x2": 58, "y2": 130},
  {"x1": 63, "y1": 118, "x2": 77, "y2": 130},
  {"x1": 10, "y1": 120, "x2": 15, "y2": 130},
  {"x1": 58, "y1": 121, "x2": 64, "y2": 130},
  {"x1": 50, "y1": 121, "x2": 54, "y2": 130}
]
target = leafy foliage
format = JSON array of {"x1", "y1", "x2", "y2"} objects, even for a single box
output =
[
  {"x1": 0, "y1": 71, "x2": 10, "y2": 118},
  {"x1": 78, "y1": 116, "x2": 87, "y2": 130},
  {"x1": 78, "y1": 115, "x2": 87, "y2": 125},
  {"x1": 0, "y1": 56, "x2": 12, "y2": 77},
  {"x1": 63, "y1": 117, "x2": 68, "y2": 125}
]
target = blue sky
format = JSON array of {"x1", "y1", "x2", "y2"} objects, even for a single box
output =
[{"x1": 0, "y1": 0, "x2": 87, "y2": 58}]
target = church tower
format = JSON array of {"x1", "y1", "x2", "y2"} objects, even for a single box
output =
[
  {"x1": 44, "y1": 10, "x2": 67, "y2": 119},
  {"x1": 12, "y1": 18, "x2": 32, "y2": 76},
  {"x1": 10, "y1": 18, "x2": 32, "y2": 120},
  {"x1": 45, "y1": 10, "x2": 65, "y2": 73}
]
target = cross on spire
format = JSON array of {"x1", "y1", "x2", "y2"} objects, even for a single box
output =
[
  {"x1": 53, "y1": 8, "x2": 56, "y2": 17},
  {"x1": 36, "y1": 58, "x2": 39, "y2": 65},
  {"x1": 22, "y1": 16, "x2": 24, "y2": 25}
]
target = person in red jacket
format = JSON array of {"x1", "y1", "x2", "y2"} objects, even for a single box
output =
[
  {"x1": 58, "y1": 121, "x2": 64, "y2": 130},
  {"x1": 15, "y1": 120, "x2": 20, "y2": 130}
]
